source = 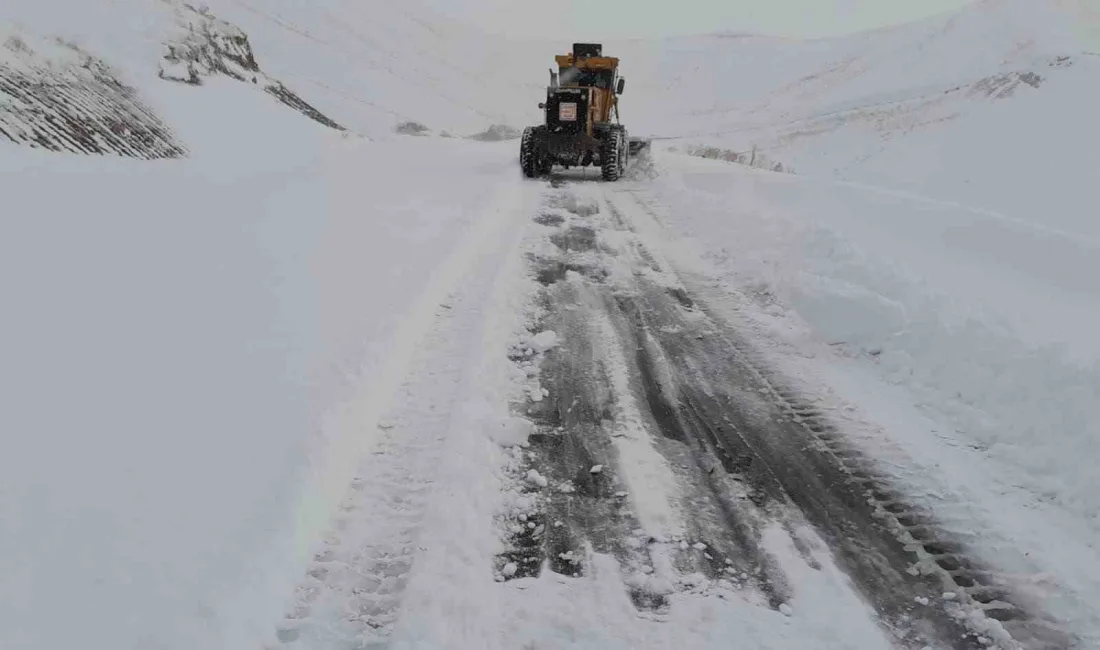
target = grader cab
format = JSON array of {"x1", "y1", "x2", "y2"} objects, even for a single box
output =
[{"x1": 519, "y1": 43, "x2": 648, "y2": 181}]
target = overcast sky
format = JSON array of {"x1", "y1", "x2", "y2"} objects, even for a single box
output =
[{"x1": 426, "y1": 0, "x2": 975, "y2": 40}]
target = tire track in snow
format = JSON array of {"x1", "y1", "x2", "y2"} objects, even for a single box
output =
[
  {"x1": 497, "y1": 186, "x2": 792, "y2": 618},
  {"x1": 495, "y1": 171, "x2": 1070, "y2": 648},
  {"x1": 271, "y1": 312, "x2": 459, "y2": 647},
  {"x1": 496, "y1": 189, "x2": 683, "y2": 614},
  {"x1": 600, "y1": 185, "x2": 1074, "y2": 649},
  {"x1": 266, "y1": 179, "x2": 534, "y2": 649}
]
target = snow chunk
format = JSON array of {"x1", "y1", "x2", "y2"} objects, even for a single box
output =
[
  {"x1": 589, "y1": 464, "x2": 604, "y2": 474},
  {"x1": 531, "y1": 330, "x2": 559, "y2": 352},
  {"x1": 467, "y1": 124, "x2": 522, "y2": 142},
  {"x1": 489, "y1": 416, "x2": 534, "y2": 447},
  {"x1": 502, "y1": 562, "x2": 518, "y2": 577},
  {"x1": 779, "y1": 603, "x2": 794, "y2": 617},
  {"x1": 526, "y1": 469, "x2": 549, "y2": 488}
]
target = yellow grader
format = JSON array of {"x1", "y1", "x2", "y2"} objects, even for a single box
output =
[{"x1": 520, "y1": 43, "x2": 648, "y2": 181}]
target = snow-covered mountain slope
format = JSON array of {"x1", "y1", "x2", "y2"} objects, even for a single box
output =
[
  {"x1": 621, "y1": 0, "x2": 1100, "y2": 239},
  {"x1": 1, "y1": 0, "x2": 548, "y2": 158}
]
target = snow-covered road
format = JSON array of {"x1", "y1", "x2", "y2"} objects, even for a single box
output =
[
  {"x1": 3, "y1": 137, "x2": 1092, "y2": 650},
  {"x1": 6, "y1": 1, "x2": 1098, "y2": 649},
  {"x1": 258, "y1": 146, "x2": 1083, "y2": 650}
]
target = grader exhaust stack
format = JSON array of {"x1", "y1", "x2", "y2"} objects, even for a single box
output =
[{"x1": 520, "y1": 43, "x2": 649, "y2": 181}]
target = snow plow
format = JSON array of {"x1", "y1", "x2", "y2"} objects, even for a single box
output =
[{"x1": 520, "y1": 43, "x2": 650, "y2": 181}]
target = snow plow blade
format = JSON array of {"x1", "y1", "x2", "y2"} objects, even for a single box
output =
[{"x1": 628, "y1": 138, "x2": 650, "y2": 156}]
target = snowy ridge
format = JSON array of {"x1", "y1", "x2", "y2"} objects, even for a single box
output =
[
  {"x1": 623, "y1": 0, "x2": 1100, "y2": 205},
  {"x1": 158, "y1": 3, "x2": 345, "y2": 131},
  {"x1": 161, "y1": 0, "x2": 545, "y2": 138},
  {"x1": 2, "y1": 0, "x2": 544, "y2": 159}
]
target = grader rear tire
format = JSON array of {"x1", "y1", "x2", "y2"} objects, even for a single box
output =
[
  {"x1": 520, "y1": 127, "x2": 543, "y2": 178},
  {"x1": 601, "y1": 129, "x2": 625, "y2": 181}
]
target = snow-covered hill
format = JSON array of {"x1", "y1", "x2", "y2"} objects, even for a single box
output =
[
  {"x1": 2, "y1": 0, "x2": 551, "y2": 157},
  {"x1": 624, "y1": 0, "x2": 1100, "y2": 232}
]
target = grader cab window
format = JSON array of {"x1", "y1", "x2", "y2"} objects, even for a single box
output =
[{"x1": 558, "y1": 67, "x2": 614, "y2": 89}]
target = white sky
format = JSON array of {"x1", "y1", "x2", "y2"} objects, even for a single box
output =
[{"x1": 425, "y1": 0, "x2": 975, "y2": 39}]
